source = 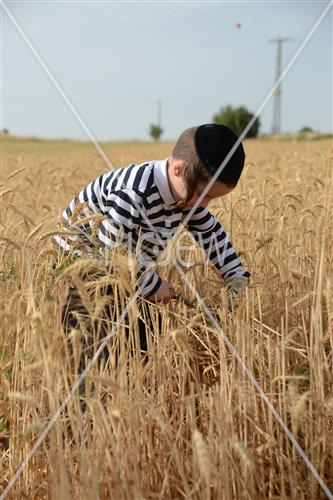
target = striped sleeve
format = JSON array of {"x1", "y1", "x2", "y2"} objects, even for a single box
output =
[
  {"x1": 99, "y1": 188, "x2": 162, "y2": 298},
  {"x1": 186, "y1": 208, "x2": 250, "y2": 282}
]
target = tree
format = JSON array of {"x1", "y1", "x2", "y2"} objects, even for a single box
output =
[
  {"x1": 2, "y1": 128, "x2": 10, "y2": 135},
  {"x1": 299, "y1": 126, "x2": 313, "y2": 133},
  {"x1": 213, "y1": 105, "x2": 260, "y2": 138},
  {"x1": 149, "y1": 124, "x2": 163, "y2": 142}
]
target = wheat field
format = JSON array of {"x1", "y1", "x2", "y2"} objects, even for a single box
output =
[{"x1": 0, "y1": 137, "x2": 332, "y2": 499}]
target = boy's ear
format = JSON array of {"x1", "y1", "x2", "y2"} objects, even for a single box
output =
[{"x1": 172, "y1": 160, "x2": 185, "y2": 177}]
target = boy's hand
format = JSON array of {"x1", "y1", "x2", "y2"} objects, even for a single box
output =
[
  {"x1": 147, "y1": 279, "x2": 175, "y2": 304},
  {"x1": 225, "y1": 275, "x2": 249, "y2": 312}
]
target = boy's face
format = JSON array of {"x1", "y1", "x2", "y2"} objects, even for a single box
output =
[
  {"x1": 184, "y1": 181, "x2": 234, "y2": 208},
  {"x1": 167, "y1": 158, "x2": 235, "y2": 208}
]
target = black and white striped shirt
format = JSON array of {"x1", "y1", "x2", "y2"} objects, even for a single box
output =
[{"x1": 55, "y1": 158, "x2": 250, "y2": 297}]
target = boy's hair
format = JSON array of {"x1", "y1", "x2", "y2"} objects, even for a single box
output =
[
  {"x1": 172, "y1": 127, "x2": 211, "y2": 205},
  {"x1": 171, "y1": 124, "x2": 245, "y2": 205}
]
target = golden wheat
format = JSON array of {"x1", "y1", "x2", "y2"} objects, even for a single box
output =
[{"x1": 0, "y1": 138, "x2": 332, "y2": 499}]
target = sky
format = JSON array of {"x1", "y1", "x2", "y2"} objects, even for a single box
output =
[{"x1": 2, "y1": 1, "x2": 332, "y2": 141}]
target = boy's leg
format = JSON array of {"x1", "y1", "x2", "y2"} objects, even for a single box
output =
[
  {"x1": 61, "y1": 278, "x2": 164, "y2": 408},
  {"x1": 136, "y1": 300, "x2": 163, "y2": 356},
  {"x1": 62, "y1": 279, "x2": 135, "y2": 386},
  {"x1": 62, "y1": 279, "x2": 113, "y2": 411}
]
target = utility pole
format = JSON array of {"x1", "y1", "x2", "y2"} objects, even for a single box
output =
[
  {"x1": 269, "y1": 37, "x2": 291, "y2": 134},
  {"x1": 157, "y1": 99, "x2": 161, "y2": 129}
]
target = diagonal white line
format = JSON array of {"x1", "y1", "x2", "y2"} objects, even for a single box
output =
[
  {"x1": 0, "y1": 275, "x2": 151, "y2": 500},
  {"x1": 172, "y1": 260, "x2": 333, "y2": 499},
  {"x1": 0, "y1": 0, "x2": 174, "y2": 274},
  {"x1": 0, "y1": 0, "x2": 115, "y2": 170},
  {"x1": 1, "y1": 0, "x2": 197, "y2": 284},
  {"x1": 0, "y1": 3, "x2": 167, "y2": 478},
  {"x1": 181, "y1": 0, "x2": 333, "y2": 227}
]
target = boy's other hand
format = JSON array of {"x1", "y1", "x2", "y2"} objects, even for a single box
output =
[
  {"x1": 147, "y1": 280, "x2": 175, "y2": 304},
  {"x1": 225, "y1": 275, "x2": 249, "y2": 312}
]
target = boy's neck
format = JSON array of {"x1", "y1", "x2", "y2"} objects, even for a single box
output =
[{"x1": 166, "y1": 158, "x2": 181, "y2": 203}]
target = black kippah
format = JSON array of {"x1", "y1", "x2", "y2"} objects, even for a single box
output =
[{"x1": 194, "y1": 124, "x2": 245, "y2": 184}]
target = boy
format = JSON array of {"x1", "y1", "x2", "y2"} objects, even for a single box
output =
[{"x1": 56, "y1": 124, "x2": 250, "y2": 365}]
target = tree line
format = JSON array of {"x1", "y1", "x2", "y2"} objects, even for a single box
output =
[{"x1": 149, "y1": 105, "x2": 260, "y2": 142}]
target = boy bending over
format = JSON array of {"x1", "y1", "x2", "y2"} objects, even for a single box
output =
[{"x1": 56, "y1": 124, "x2": 250, "y2": 363}]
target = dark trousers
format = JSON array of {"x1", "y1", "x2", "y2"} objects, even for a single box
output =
[{"x1": 61, "y1": 273, "x2": 161, "y2": 409}]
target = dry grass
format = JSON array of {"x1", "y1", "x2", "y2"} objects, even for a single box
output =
[{"x1": 0, "y1": 137, "x2": 332, "y2": 499}]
